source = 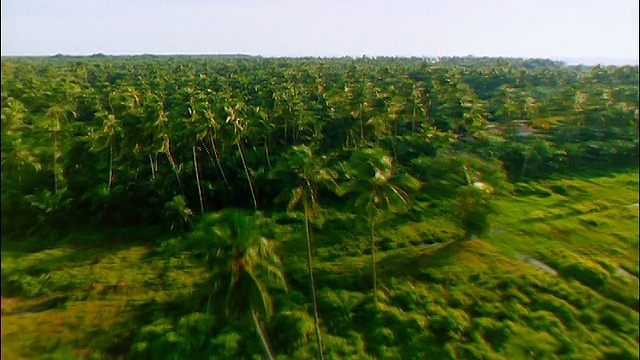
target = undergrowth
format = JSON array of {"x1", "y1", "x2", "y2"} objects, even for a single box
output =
[{"x1": 2, "y1": 170, "x2": 638, "y2": 359}]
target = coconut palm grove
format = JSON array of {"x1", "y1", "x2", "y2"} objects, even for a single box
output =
[{"x1": 1, "y1": 55, "x2": 639, "y2": 359}]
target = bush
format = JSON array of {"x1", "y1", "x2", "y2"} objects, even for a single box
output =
[
  {"x1": 454, "y1": 186, "x2": 497, "y2": 239},
  {"x1": 564, "y1": 262, "x2": 610, "y2": 289},
  {"x1": 548, "y1": 184, "x2": 570, "y2": 196},
  {"x1": 270, "y1": 310, "x2": 315, "y2": 354}
]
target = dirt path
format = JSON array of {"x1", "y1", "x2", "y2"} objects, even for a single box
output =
[
  {"x1": 615, "y1": 267, "x2": 639, "y2": 282},
  {"x1": 515, "y1": 253, "x2": 559, "y2": 276}
]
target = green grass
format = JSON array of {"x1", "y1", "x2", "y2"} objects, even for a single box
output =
[{"x1": 2, "y1": 170, "x2": 638, "y2": 359}]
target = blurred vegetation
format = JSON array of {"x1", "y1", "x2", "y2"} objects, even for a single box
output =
[{"x1": 2, "y1": 55, "x2": 638, "y2": 359}]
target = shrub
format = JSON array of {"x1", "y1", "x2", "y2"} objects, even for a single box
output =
[
  {"x1": 564, "y1": 262, "x2": 610, "y2": 289},
  {"x1": 270, "y1": 310, "x2": 315, "y2": 354}
]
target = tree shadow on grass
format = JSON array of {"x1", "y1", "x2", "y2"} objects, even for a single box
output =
[
  {"x1": 377, "y1": 240, "x2": 469, "y2": 278},
  {"x1": 78, "y1": 278, "x2": 217, "y2": 359},
  {"x1": 301, "y1": 240, "x2": 471, "y2": 295},
  {"x1": 1, "y1": 225, "x2": 176, "y2": 296}
]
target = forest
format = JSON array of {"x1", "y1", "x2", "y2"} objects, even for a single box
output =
[{"x1": 1, "y1": 55, "x2": 639, "y2": 359}]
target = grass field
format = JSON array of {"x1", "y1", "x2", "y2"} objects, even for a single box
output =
[{"x1": 2, "y1": 170, "x2": 638, "y2": 359}]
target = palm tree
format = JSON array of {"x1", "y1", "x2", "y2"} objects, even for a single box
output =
[
  {"x1": 41, "y1": 103, "x2": 75, "y2": 197},
  {"x1": 181, "y1": 87, "x2": 209, "y2": 214},
  {"x1": 269, "y1": 145, "x2": 338, "y2": 360},
  {"x1": 338, "y1": 149, "x2": 420, "y2": 307},
  {"x1": 203, "y1": 106, "x2": 231, "y2": 187},
  {"x1": 220, "y1": 91, "x2": 259, "y2": 211},
  {"x1": 1, "y1": 97, "x2": 41, "y2": 182},
  {"x1": 91, "y1": 107, "x2": 123, "y2": 193},
  {"x1": 404, "y1": 80, "x2": 427, "y2": 134},
  {"x1": 202, "y1": 209, "x2": 286, "y2": 360}
]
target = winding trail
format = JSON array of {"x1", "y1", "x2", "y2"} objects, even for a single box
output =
[
  {"x1": 615, "y1": 267, "x2": 639, "y2": 282},
  {"x1": 515, "y1": 253, "x2": 558, "y2": 275}
]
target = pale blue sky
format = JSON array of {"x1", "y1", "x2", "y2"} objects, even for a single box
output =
[{"x1": 2, "y1": 0, "x2": 638, "y2": 64}]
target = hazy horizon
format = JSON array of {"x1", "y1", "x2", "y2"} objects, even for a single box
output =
[
  {"x1": 2, "y1": 53, "x2": 637, "y2": 67},
  {"x1": 2, "y1": 0, "x2": 638, "y2": 65}
]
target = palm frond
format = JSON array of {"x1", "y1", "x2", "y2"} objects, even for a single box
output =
[{"x1": 288, "y1": 187, "x2": 304, "y2": 212}]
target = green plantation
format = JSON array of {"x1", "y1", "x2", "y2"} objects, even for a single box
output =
[{"x1": 1, "y1": 56, "x2": 638, "y2": 359}]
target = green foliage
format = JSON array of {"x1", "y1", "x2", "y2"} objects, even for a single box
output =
[
  {"x1": 3, "y1": 56, "x2": 637, "y2": 236},
  {"x1": 455, "y1": 185, "x2": 497, "y2": 239},
  {"x1": 539, "y1": 249, "x2": 611, "y2": 289},
  {"x1": 164, "y1": 195, "x2": 194, "y2": 231},
  {"x1": 1, "y1": 56, "x2": 638, "y2": 360},
  {"x1": 270, "y1": 310, "x2": 315, "y2": 353}
]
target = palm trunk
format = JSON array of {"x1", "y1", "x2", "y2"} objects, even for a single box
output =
[
  {"x1": 53, "y1": 134, "x2": 58, "y2": 196},
  {"x1": 359, "y1": 105, "x2": 365, "y2": 147},
  {"x1": 521, "y1": 148, "x2": 530, "y2": 179},
  {"x1": 193, "y1": 145, "x2": 205, "y2": 214},
  {"x1": 206, "y1": 291, "x2": 212, "y2": 316},
  {"x1": 412, "y1": 108, "x2": 417, "y2": 133},
  {"x1": 252, "y1": 311, "x2": 277, "y2": 360},
  {"x1": 264, "y1": 136, "x2": 272, "y2": 169},
  {"x1": 165, "y1": 149, "x2": 184, "y2": 194},
  {"x1": 304, "y1": 203, "x2": 325, "y2": 360},
  {"x1": 238, "y1": 140, "x2": 258, "y2": 211},
  {"x1": 284, "y1": 120, "x2": 288, "y2": 145},
  {"x1": 149, "y1": 154, "x2": 156, "y2": 181},
  {"x1": 53, "y1": 116, "x2": 60, "y2": 196},
  {"x1": 390, "y1": 125, "x2": 399, "y2": 164},
  {"x1": 208, "y1": 132, "x2": 231, "y2": 188},
  {"x1": 108, "y1": 144, "x2": 114, "y2": 191},
  {"x1": 371, "y1": 211, "x2": 378, "y2": 308}
]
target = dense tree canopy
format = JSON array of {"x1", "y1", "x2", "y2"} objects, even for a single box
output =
[
  {"x1": 1, "y1": 55, "x2": 638, "y2": 360},
  {"x1": 2, "y1": 56, "x2": 637, "y2": 236}
]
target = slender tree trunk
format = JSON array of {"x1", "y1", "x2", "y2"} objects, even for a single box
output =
[
  {"x1": 53, "y1": 133, "x2": 58, "y2": 196},
  {"x1": 108, "y1": 144, "x2": 114, "y2": 191},
  {"x1": 154, "y1": 155, "x2": 158, "y2": 179},
  {"x1": 264, "y1": 136, "x2": 272, "y2": 169},
  {"x1": 359, "y1": 105, "x2": 365, "y2": 147},
  {"x1": 193, "y1": 145, "x2": 205, "y2": 214},
  {"x1": 304, "y1": 203, "x2": 325, "y2": 360},
  {"x1": 208, "y1": 132, "x2": 230, "y2": 188},
  {"x1": 284, "y1": 120, "x2": 288, "y2": 145},
  {"x1": 412, "y1": 108, "x2": 417, "y2": 133},
  {"x1": 394, "y1": 119, "x2": 398, "y2": 139},
  {"x1": 238, "y1": 140, "x2": 258, "y2": 211},
  {"x1": 390, "y1": 125, "x2": 399, "y2": 164},
  {"x1": 521, "y1": 148, "x2": 530, "y2": 179},
  {"x1": 149, "y1": 154, "x2": 155, "y2": 181},
  {"x1": 53, "y1": 116, "x2": 60, "y2": 196},
  {"x1": 165, "y1": 150, "x2": 184, "y2": 194},
  {"x1": 371, "y1": 211, "x2": 378, "y2": 308},
  {"x1": 252, "y1": 311, "x2": 277, "y2": 360}
]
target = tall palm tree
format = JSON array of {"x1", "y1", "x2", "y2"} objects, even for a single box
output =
[
  {"x1": 41, "y1": 103, "x2": 76, "y2": 197},
  {"x1": 202, "y1": 209, "x2": 287, "y2": 360},
  {"x1": 338, "y1": 149, "x2": 420, "y2": 307},
  {"x1": 91, "y1": 107, "x2": 123, "y2": 193},
  {"x1": 220, "y1": 91, "x2": 259, "y2": 211},
  {"x1": 269, "y1": 145, "x2": 337, "y2": 360},
  {"x1": 1, "y1": 97, "x2": 41, "y2": 182}
]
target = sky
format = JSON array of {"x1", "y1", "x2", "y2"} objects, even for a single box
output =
[{"x1": 1, "y1": 0, "x2": 639, "y2": 65}]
